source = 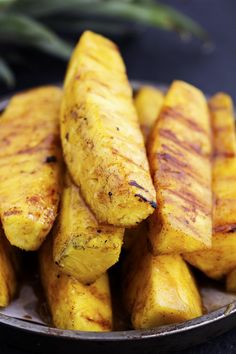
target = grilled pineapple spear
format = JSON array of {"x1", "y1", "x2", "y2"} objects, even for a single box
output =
[
  {"x1": 123, "y1": 230, "x2": 202, "y2": 329},
  {"x1": 0, "y1": 227, "x2": 18, "y2": 307},
  {"x1": 184, "y1": 93, "x2": 236, "y2": 279},
  {"x1": 148, "y1": 80, "x2": 212, "y2": 254},
  {"x1": 61, "y1": 31, "x2": 156, "y2": 227},
  {"x1": 0, "y1": 87, "x2": 62, "y2": 250},
  {"x1": 40, "y1": 237, "x2": 112, "y2": 331},
  {"x1": 53, "y1": 172, "x2": 124, "y2": 284},
  {"x1": 134, "y1": 86, "x2": 164, "y2": 142}
]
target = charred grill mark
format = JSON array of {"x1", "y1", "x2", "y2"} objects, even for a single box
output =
[
  {"x1": 134, "y1": 194, "x2": 156, "y2": 209},
  {"x1": 181, "y1": 205, "x2": 197, "y2": 222},
  {"x1": 164, "y1": 194, "x2": 198, "y2": 226},
  {"x1": 214, "y1": 224, "x2": 236, "y2": 233},
  {"x1": 161, "y1": 107, "x2": 208, "y2": 134},
  {"x1": 175, "y1": 215, "x2": 190, "y2": 226},
  {"x1": 0, "y1": 124, "x2": 59, "y2": 151},
  {"x1": 213, "y1": 151, "x2": 236, "y2": 159},
  {"x1": 3, "y1": 208, "x2": 22, "y2": 217},
  {"x1": 158, "y1": 152, "x2": 188, "y2": 169},
  {"x1": 188, "y1": 142, "x2": 205, "y2": 156},
  {"x1": 129, "y1": 180, "x2": 148, "y2": 192},
  {"x1": 157, "y1": 157, "x2": 208, "y2": 187},
  {"x1": 45, "y1": 155, "x2": 57, "y2": 163},
  {"x1": 21, "y1": 135, "x2": 60, "y2": 154},
  {"x1": 27, "y1": 195, "x2": 41, "y2": 204},
  {"x1": 159, "y1": 129, "x2": 207, "y2": 157},
  {"x1": 158, "y1": 149, "x2": 202, "y2": 182},
  {"x1": 0, "y1": 134, "x2": 60, "y2": 158},
  {"x1": 161, "y1": 143, "x2": 184, "y2": 158},
  {"x1": 111, "y1": 148, "x2": 147, "y2": 172},
  {"x1": 159, "y1": 128, "x2": 184, "y2": 145},
  {"x1": 167, "y1": 188, "x2": 209, "y2": 215},
  {"x1": 174, "y1": 215, "x2": 202, "y2": 238}
]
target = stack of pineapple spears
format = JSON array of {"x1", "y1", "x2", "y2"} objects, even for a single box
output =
[{"x1": 0, "y1": 30, "x2": 236, "y2": 332}]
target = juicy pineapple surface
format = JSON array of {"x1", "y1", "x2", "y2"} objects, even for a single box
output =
[
  {"x1": 0, "y1": 87, "x2": 62, "y2": 250},
  {"x1": 53, "y1": 172, "x2": 124, "y2": 284},
  {"x1": 184, "y1": 93, "x2": 236, "y2": 279},
  {"x1": 134, "y1": 86, "x2": 164, "y2": 141},
  {"x1": 0, "y1": 227, "x2": 17, "y2": 307},
  {"x1": 40, "y1": 237, "x2": 112, "y2": 331},
  {"x1": 61, "y1": 31, "x2": 156, "y2": 227},
  {"x1": 123, "y1": 232, "x2": 202, "y2": 329},
  {"x1": 148, "y1": 80, "x2": 212, "y2": 254}
]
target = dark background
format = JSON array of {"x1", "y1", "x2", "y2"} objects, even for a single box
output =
[
  {"x1": 1, "y1": 0, "x2": 236, "y2": 100},
  {"x1": 1, "y1": 0, "x2": 236, "y2": 353}
]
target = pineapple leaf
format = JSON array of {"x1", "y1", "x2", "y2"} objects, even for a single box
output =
[
  {"x1": 77, "y1": 1, "x2": 208, "y2": 40},
  {"x1": 0, "y1": 0, "x2": 16, "y2": 10},
  {"x1": 7, "y1": 0, "x2": 99, "y2": 17},
  {"x1": 7, "y1": 0, "x2": 207, "y2": 40},
  {"x1": 0, "y1": 14, "x2": 72, "y2": 59}
]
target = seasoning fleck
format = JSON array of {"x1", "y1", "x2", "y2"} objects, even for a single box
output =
[{"x1": 45, "y1": 156, "x2": 57, "y2": 163}]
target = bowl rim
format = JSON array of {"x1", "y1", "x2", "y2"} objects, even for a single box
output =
[{"x1": 0, "y1": 303, "x2": 236, "y2": 341}]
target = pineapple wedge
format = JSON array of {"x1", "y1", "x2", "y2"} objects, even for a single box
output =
[
  {"x1": 53, "y1": 172, "x2": 124, "y2": 284},
  {"x1": 123, "y1": 232, "x2": 202, "y2": 329},
  {"x1": 134, "y1": 86, "x2": 164, "y2": 141},
  {"x1": 0, "y1": 87, "x2": 62, "y2": 250},
  {"x1": 148, "y1": 80, "x2": 212, "y2": 254},
  {"x1": 40, "y1": 237, "x2": 112, "y2": 331},
  {"x1": 184, "y1": 93, "x2": 236, "y2": 279},
  {"x1": 210, "y1": 93, "x2": 236, "y2": 158},
  {"x1": 61, "y1": 31, "x2": 156, "y2": 227},
  {"x1": 0, "y1": 227, "x2": 18, "y2": 307}
]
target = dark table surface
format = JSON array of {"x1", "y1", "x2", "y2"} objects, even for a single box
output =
[{"x1": 0, "y1": 0, "x2": 236, "y2": 353}]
